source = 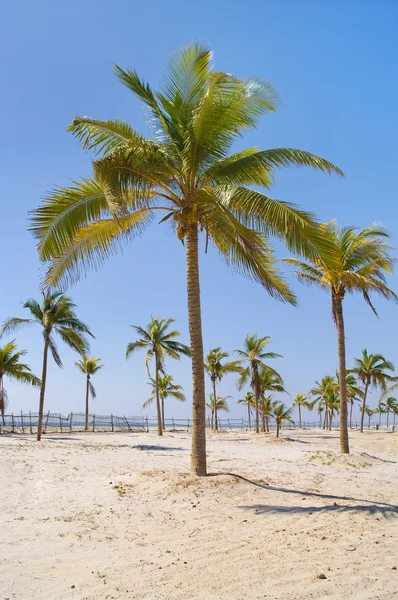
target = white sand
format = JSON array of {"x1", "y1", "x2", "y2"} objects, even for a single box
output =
[{"x1": 1, "y1": 429, "x2": 397, "y2": 600}]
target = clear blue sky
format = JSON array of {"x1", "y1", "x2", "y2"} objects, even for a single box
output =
[{"x1": 1, "y1": 0, "x2": 398, "y2": 422}]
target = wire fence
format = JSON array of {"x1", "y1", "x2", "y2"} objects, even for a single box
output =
[{"x1": 0, "y1": 412, "x2": 391, "y2": 434}]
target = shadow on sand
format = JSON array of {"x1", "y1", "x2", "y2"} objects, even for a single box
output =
[{"x1": 132, "y1": 444, "x2": 185, "y2": 452}]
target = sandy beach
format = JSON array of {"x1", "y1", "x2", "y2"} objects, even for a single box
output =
[{"x1": 1, "y1": 429, "x2": 397, "y2": 600}]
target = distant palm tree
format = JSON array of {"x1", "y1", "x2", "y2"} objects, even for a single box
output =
[
  {"x1": 205, "y1": 348, "x2": 242, "y2": 430},
  {"x1": 260, "y1": 395, "x2": 279, "y2": 433},
  {"x1": 236, "y1": 335, "x2": 281, "y2": 434},
  {"x1": 258, "y1": 368, "x2": 285, "y2": 432},
  {"x1": 325, "y1": 391, "x2": 340, "y2": 430},
  {"x1": 285, "y1": 222, "x2": 397, "y2": 453},
  {"x1": 364, "y1": 405, "x2": 376, "y2": 429},
  {"x1": 273, "y1": 403, "x2": 293, "y2": 437},
  {"x1": 383, "y1": 397, "x2": 397, "y2": 428},
  {"x1": 392, "y1": 403, "x2": 398, "y2": 429},
  {"x1": 30, "y1": 43, "x2": 342, "y2": 476},
  {"x1": 310, "y1": 375, "x2": 339, "y2": 430},
  {"x1": 376, "y1": 401, "x2": 386, "y2": 427},
  {"x1": 336, "y1": 372, "x2": 363, "y2": 428},
  {"x1": 144, "y1": 374, "x2": 186, "y2": 429},
  {"x1": 237, "y1": 392, "x2": 256, "y2": 430},
  {"x1": 2, "y1": 293, "x2": 92, "y2": 440},
  {"x1": 75, "y1": 356, "x2": 103, "y2": 430},
  {"x1": 126, "y1": 317, "x2": 190, "y2": 436},
  {"x1": 0, "y1": 340, "x2": 41, "y2": 427},
  {"x1": 207, "y1": 395, "x2": 230, "y2": 429},
  {"x1": 351, "y1": 350, "x2": 395, "y2": 432},
  {"x1": 292, "y1": 393, "x2": 309, "y2": 428}
]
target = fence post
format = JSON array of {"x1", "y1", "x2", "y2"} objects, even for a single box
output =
[
  {"x1": 44, "y1": 411, "x2": 50, "y2": 434},
  {"x1": 21, "y1": 411, "x2": 24, "y2": 433},
  {"x1": 111, "y1": 414, "x2": 114, "y2": 432},
  {"x1": 92, "y1": 414, "x2": 95, "y2": 432},
  {"x1": 29, "y1": 411, "x2": 33, "y2": 434},
  {"x1": 70, "y1": 412, "x2": 73, "y2": 432},
  {"x1": 11, "y1": 413, "x2": 15, "y2": 433},
  {"x1": 59, "y1": 415, "x2": 63, "y2": 433}
]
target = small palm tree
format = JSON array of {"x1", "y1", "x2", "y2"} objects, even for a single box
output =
[
  {"x1": 75, "y1": 356, "x2": 103, "y2": 430},
  {"x1": 236, "y1": 335, "x2": 281, "y2": 434},
  {"x1": 285, "y1": 223, "x2": 397, "y2": 453},
  {"x1": 31, "y1": 44, "x2": 342, "y2": 475},
  {"x1": 237, "y1": 391, "x2": 255, "y2": 430},
  {"x1": 351, "y1": 350, "x2": 396, "y2": 432},
  {"x1": 325, "y1": 391, "x2": 340, "y2": 430},
  {"x1": 126, "y1": 317, "x2": 190, "y2": 436},
  {"x1": 260, "y1": 394, "x2": 279, "y2": 433},
  {"x1": 144, "y1": 374, "x2": 186, "y2": 428},
  {"x1": 205, "y1": 348, "x2": 242, "y2": 430},
  {"x1": 273, "y1": 402, "x2": 293, "y2": 438},
  {"x1": 364, "y1": 405, "x2": 376, "y2": 429},
  {"x1": 0, "y1": 340, "x2": 41, "y2": 426},
  {"x1": 376, "y1": 401, "x2": 386, "y2": 427},
  {"x1": 383, "y1": 397, "x2": 397, "y2": 428},
  {"x1": 258, "y1": 368, "x2": 285, "y2": 432},
  {"x1": 207, "y1": 394, "x2": 230, "y2": 429},
  {"x1": 292, "y1": 393, "x2": 309, "y2": 428},
  {"x1": 310, "y1": 375, "x2": 338, "y2": 430},
  {"x1": 2, "y1": 293, "x2": 92, "y2": 440}
]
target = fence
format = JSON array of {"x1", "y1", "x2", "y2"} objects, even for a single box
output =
[{"x1": 0, "y1": 412, "x2": 387, "y2": 435}]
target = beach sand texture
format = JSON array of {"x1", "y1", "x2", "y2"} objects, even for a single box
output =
[{"x1": 1, "y1": 429, "x2": 397, "y2": 599}]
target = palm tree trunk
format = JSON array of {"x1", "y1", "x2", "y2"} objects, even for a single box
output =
[
  {"x1": 161, "y1": 394, "x2": 165, "y2": 431},
  {"x1": 334, "y1": 295, "x2": 349, "y2": 453},
  {"x1": 154, "y1": 353, "x2": 163, "y2": 437},
  {"x1": 387, "y1": 408, "x2": 390, "y2": 428},
  {"x1": 349, "y1": 400, "x2": 353, "y2": 429},
  {"x1": 329, "y1": 410, "x2": 333, "y2": 431},
  {"x1": 212, "y1": 378, "x2": 218, "y2": 431},
  {"x1": 319, "y1": 411, "x2": 322, "y2": 428},
  {"x1": 0, "y1": 376, "x2": 5, "y2": 427},
  {"x1": 85, "y1": 375, "x2": 90, "y2": 430},
  {"x1": 186, "y1": 224, "x2": 206, "y2": 476},
  {"x1": 266, "y1": 416, "x2": 269, "y2": 433},
  {"x1": 262, "y1": 410, "x2": 265, "y2": 433},
  {"x1": 368, "y1": 413, "x2": 371, "y2": 428},
  {"x1": 37, "y1": 332, "x2": 50, "y2": 441},
  {"x1": 379, "y1": 407, "x2": 382, "y2": 426},
  {"x1": 276, "y1": 421, "x2": 280, "y2": 438},
  {"x1": 248, "y1": 404, "x2": 251, "y2": 430},
  {"x1": 254, "y1": 371, "x2": 259, "y2": 434},
  {"x1": 360, "y1": 379, "x2": 369, "y2": 433},
  {"x1": 298, "y1": 405, "x2": 302, "y2": 429}
]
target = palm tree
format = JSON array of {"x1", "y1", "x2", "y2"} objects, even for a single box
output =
[
  {"x1": 285, "y1": 222, "x2": 397, "y2": 453},
  {"x1": 236, "y1": 335, "x2": 281, "y2": 434},
  {"x1": 1, "y1": 293, "x2": 92, "y2": 440},
  {"x1": 126, "y1": 317, "x2": 190, "y2": 436},
  {"x1": 383, "y1": 397, "x2": 397, "y2": 428},
  {"x1": 292, "y1": 393, "x2": 309, "y2": 428},
  {"x1": 310, "y1": 375, "x2": 338, "y2": 430},
  {"x1": 336, "y1": 372, "x2": 363, "y2": 428},
  {"x1": 205, "y1": 348, "x2": 242, "y2": 430},
  {"x1": 75, "y1": 355, "x2": 103, "y2": 430},
  {"x1": 392, "y1": 403, "x2": 398, "y2": 430},
  {"x1": 144, "y1": 374, "x2": 186, "y2": 429},
  {"x1": 207, "y1": 394, "x2": 230, "y2": 429},
  {"x1": 0, "y1": 340, "x2": 41, "y2": 427},
  {"x1": 376, "y1": 401, "x2": 386, "y2": 427},
  {"x1": 317, "y1": 402, "x2": 325, "y2": 429},
  {"x1": 364, "y1": 405, "x2": 376, "y2": 429},
  {"x1": 351, "y1": 350, "x2": 395, "y2": 433},
  {"x1": 260, "y1": 394, "x2": 279, "y2": 433},
  {"x1": 273, "y1": 402, "x2": 293, "y2": 437},
  {"x1": 258, "y1": 368, "x2": 285, "y2": 432},
  {"x1": 30, "y1": 44, "x2": 342, "y2": 475},
  {"x1": 237, "y1": 391, "x2": 255, "y2": 430},
  {"x1": 325, "y1": 391, "x2": 340, "y2": 431}
]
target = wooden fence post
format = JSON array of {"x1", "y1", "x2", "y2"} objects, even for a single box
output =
[
  {"x1": 29, "y1": 411, "x2": 33, "y2": 434},
  {"x1": 146, "y1": 416, "x2": 149, "y2": 433},
  {"x1": 20, "y1": 411, "x2": 24, "y2": 433},
  {"x1": 11, "y1": 413, "x2": 15, "y2": 433},
  {"x1": 92, "y1": 414, "x2": 95, "y2": 432},
  {"x1": 70, "y1": 413, "x2": 73, "y2": 432}
]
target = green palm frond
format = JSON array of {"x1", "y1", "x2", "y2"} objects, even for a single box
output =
[{"x1": 67, "y1": 117, "x2": 140, "y2": 154}]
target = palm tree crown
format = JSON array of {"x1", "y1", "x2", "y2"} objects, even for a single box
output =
[
  {"x1": 75, "y1": 355, "x2": 103, "y2": 398},
  {"x1": 144, "y1": 374, "x2": 186, "y2": 409},
  {"x1": 0, "y1": 340, "x2": 41, "y2": 424},
  {"x1": 205, "y1": 347, "x2": 242, "y2": 429}
]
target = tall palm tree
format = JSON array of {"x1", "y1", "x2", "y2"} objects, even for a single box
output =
[
  {"x1": 75, "y1": 355, "x2": 103, "y2": 430},
  {"x1": 205, "y1": 348, "x2": 242, "y2": 430},
  {"x1": 30, "y1": 45, "x2": 342, "y2": 475},
  {"x1": 273, "y1": 402, "x2": 293, "y2": 438},
  {"x1": 285, "y1": 222, "x2": 397, "y2": 453},
  {"x1": 237, "y1": 391, "x2": 255, "y2": 430},
  {"x1": 0, "y1": 340, "x2": 41, "y2": 427},
  {"x1": 207, "y1": 394, "x2": 230, "y2": 429},
  {"x1": 364, "y1": 405, "x2": 376, "y2": 429},
  {"x1": 292, "y1": 393, "x2": 309, "y2": 428},
  {"x1": 126, "y1": 317, "x2": 190, "y2": 436},
  {"x1": 351, "y1": 350, "x2": 395, "y2": 433},
  {"x1": 383, "y1": 397, "x2": 398, "y2": 428},
  {"x1": 144, "y1": 374, "x2": 186, "y2": 429},
  {"x1": 236, "y1": 335, "x2": 281, "y2": 434},
  {"x1": 258, "y1": 368, "x2": 285, "y2": 432},
  {"x1": 1, "y1": 293, "x2": 92, "y2": 440}
]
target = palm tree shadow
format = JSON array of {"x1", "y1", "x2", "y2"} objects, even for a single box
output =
[
  {"x1": 210, "y1": 472, "x2": 398, "y2": 515},
  {"x1": 132, "y1": 444, "x2": 185, "y2": 452}
]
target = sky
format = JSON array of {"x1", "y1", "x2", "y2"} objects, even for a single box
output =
[{"x1": 1, "y1": 0, "x2": 398, "y2": 424}]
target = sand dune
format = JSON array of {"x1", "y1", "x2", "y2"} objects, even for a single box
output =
[{"x1": 1, "y1": 429, "x2": 397, "y2": 599}]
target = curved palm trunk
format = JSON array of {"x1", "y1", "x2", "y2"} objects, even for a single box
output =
[
  {"x1": 298, "y1": 405, "x2": 302, "y2": 429},
  {"x1": 154, "y1": 353, "x2": 163, "y2": 437},
  {"x1": 37, "y1": 332, "x2": 50, "y2": 441},
  {"x1": 360, "y1": 379, "x2": 369, "y2": 432},
  {"x1": 85, "y1": 375, "x2": 90, "y2": 430},
  {"x1": 335, "y1": 295, "x2": 349, "y2": 453},
  {"x1": 212, "y1": 378, "x2": 218, "y2": 431},
  {"x1": 186, "y1": 225, "x2": 206, "y2": 476}
]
